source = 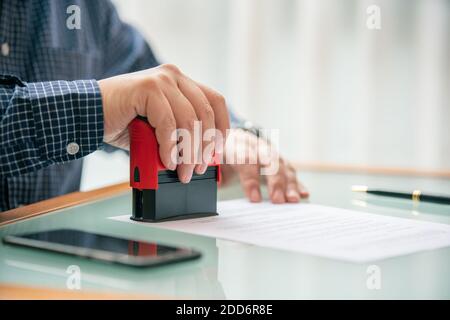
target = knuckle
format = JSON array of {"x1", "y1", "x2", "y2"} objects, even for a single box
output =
[
  {"x1": 159, "y1": 116, "x2": 176, "y2": 131},
  {"x1": 269, "y1": 167, "x2": 286, "y2": 181},
  {"x1": 284, "y1": 161, "x2": 294, "y2": 171},
  {"x1": 161, "y1": 63, "x2": 181, "y2": 75},
  {"x1": 203, "y1": 104, "x2": 215, "y2": 124},
  {"x1": 245, "y1": 178, "x2": 260, "y2": 189},
  {"x1": 245, "y1": 181, "x2": 259, "y2": 190},
  {"x1": 210, "y1": 92, "x2": 226, "y2": 106},
  {"x1": 183, "y1": 119, "x2": 196, "y2": 132},
  {"x1": 286, "y1": 163, "x2": 296, "y2": 175},
  {"x1": 270, "y1": 176, "x2": 286, "y2": 189},
  {"x1": 157, "y1": 72, "x2": 174, "y2": 85},
  {"x1": 141, "y1": 77, "x2": 158, "y2": 90},
  {"x1": 285, "y1": 169, "x2": 296, "y2": 181}
]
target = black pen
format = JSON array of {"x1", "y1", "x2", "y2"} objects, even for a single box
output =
[{"x1": 351, "y1": 185, "x2": 450, "y2": 205}]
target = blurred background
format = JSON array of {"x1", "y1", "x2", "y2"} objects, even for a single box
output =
[{"x1": 81, "y1": 0, "x2": 450, "y2": 190}]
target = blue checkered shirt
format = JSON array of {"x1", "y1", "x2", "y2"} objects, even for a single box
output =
[{"x1": 0, "y1": 0, "x2": 161, "y2": 211}]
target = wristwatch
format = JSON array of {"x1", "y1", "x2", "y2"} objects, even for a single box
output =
[{"x1": 235, "y1": 120, "x2": 264, "y2": 139}]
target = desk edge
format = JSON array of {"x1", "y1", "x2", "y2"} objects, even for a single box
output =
[
  {"x1": 0, "y1": 182, "x2": 130, "y2": 227},
  {"x1": 2, "y1": 163, "x2": 448, "y2": 227}
]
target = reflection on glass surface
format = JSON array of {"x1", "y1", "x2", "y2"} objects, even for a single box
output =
[
  {"x1": 1, "y1": 229, "x2": 226, "y2": 298},
  {"x1": 19, "y1": 229, "x2": 180, "y2": 257}
]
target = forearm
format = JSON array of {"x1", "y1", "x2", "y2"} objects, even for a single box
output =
[{"x1": 0, "y1": 75, "x2": 103, "y2": 178}]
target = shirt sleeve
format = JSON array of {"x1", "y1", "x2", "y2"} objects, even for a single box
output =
[{"x1": 0, "y1": 75, "x2": 104, "y2": 178}]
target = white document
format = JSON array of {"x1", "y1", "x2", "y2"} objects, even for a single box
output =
[{"x1": 110, "y1": 199, "x2": 450, "y2": 262}]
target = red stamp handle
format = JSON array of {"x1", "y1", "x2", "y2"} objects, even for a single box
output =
[{"x1": 128, "y1": 117, "x2": 220, "y2": 190}]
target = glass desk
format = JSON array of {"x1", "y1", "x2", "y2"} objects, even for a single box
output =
[{"x1": 1, "y1": 171, "x2": 449, "y2": 299}]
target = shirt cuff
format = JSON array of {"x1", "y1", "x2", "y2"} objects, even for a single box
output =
[{"x1": 26, "y1": 80, "x2": 104, "y2": 163}]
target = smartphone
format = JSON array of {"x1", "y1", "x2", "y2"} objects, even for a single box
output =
[{"x1": 3, "y1": 229, "x2": 201, "y2": 267}]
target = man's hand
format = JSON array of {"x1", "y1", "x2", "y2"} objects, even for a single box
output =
[
  {"x1": 220, "y1": 129, "x2": 309, "y2": 203},
  {"x1": 98, "y1": 64, "x2": 230, "y2": 183}
]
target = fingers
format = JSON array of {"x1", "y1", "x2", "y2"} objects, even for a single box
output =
[
  {"x1": 177, "y1": 76, "x2": 215, "y2": 175},
  {"x1": 127, "y1": 64, "x2": 243, "y2": 189},
  {"x1": 155, "y1": 65, "x2": 229, "y2": 182},
  {"x1": 140, "y1": 84, "x2": 177, "y2": 171},
  {"x1": 265, "y1": 161, "x2": 310, "y2": 203},
  {"x1": 161, "y1": 84, "x2": 199, "y2": 183},
  {"x1": 284, "y1": 163, "x2": 301, "y2": 203},
  {"x1": 239, "y1": 162, "x2": 307, "y2": 204},
  {"x1": 224, "y1": 129, "x2": 307, "y2": 204},
  {"x1": 195, "y1": 81, "x2": 230, "y2": 152},
  {"x1": 258, "y1": 138, "x2": 289, "y2": 204},
  {"x1": 298, "y1": 180, "x2": 310, "y2": 199},
  {"x1": 265, "y1": 162, "x2": 287, "y2": 204},
  {"x1": 285, "y1": 162, "x2": 309, "y2": 200},
  {"x1": 238, "y1": 164, "x2": 262, "y2": 203}
]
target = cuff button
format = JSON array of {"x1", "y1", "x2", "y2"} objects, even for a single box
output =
[
  {"x1": 1, "y1": 42, "x2": 10, "y2": 57},
  {"x1": 66, "y1": 142, "x2": 80, "y2": 155}
]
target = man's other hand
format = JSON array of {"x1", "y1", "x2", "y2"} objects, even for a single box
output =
[{"x1": 220, "y1": 129, "x2": 309, "y2": 204}]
